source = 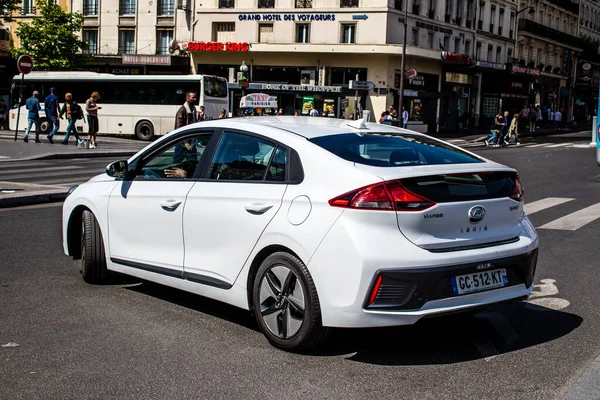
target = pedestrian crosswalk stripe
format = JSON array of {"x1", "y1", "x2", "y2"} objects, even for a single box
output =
[
  {"x1": 0, "y1": 169, "x2": 94, "y2": 181},
  {"x1": 538, "y1": 202, "x2": 600, "y2": 231},
  {"x1": 545, "y1": 143, "x2": 573, "y2": 148},
  {"x1": 523, "y1": 143, "x2": 553, "y2": 148},
  {"x1": 524, "y1": 198, "x2": 575, "y2": 215}
]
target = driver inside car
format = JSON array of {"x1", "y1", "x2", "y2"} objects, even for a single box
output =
[{"x1": 165, "y1": 138, "x2": 198, "y2": 178}]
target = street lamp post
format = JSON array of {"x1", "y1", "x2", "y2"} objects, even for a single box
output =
[
  {"x1": 513, "y1": 7, "x2": 535, "y2": 63},
  {"x1": 398, "y1": 5, "x2": 408, "y2": 122}
]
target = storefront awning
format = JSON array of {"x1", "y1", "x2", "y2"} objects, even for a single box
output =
[{"x1": 240, "y1": 93, "x2": 278, "y2": 108}]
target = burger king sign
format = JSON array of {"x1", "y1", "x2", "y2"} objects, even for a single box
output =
[{"x1": 406, "y1": 69, "x2": 418, "y2": 80}]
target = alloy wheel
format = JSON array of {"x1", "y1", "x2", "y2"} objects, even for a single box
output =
[{"x1": 259, "y1": 265, "x2": 306, "y2": 339}]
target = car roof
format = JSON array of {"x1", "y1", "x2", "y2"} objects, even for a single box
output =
[{"x1": 205, "y1": 116, "x2": 421, "y2": 139}]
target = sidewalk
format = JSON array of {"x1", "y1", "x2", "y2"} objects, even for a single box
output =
[{"x1": 437, "y1": 123, "x2": 593, "y2": 143}]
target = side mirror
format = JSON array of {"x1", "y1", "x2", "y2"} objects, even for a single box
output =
[{"x1": 106, "y1": 160, "x2": 131, "y2": 179}]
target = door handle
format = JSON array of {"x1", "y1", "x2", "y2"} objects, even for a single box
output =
[
  {"x1": 245, "y1": 203, "x2": 274, "y2": 215},
  {"x1": 160, "y1": 200, "x2": 182, "y2": 211}
]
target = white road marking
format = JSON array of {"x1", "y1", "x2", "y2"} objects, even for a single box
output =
[
  {"x1": 446, "y1": 139, "x2": 466, "y2": 144},
  {"x1": 529, "y1": 278, "x2": 559, "y2": 299},
  {"x1": 525, "y1": 278, "x2": 570, "y2": 311},
  {"x1": 526, "y1": 297, "x2": 571, "y2": 310},
  {"x1": 523, "y1": 197, "x2": 574, "y2": 215},
  {"x1": 546, "y1": 143, "x2": 573, "y2": 148},
  {"x1": 524, "y1": 143, "x2": 552, "y2": 147},
  {"x1": 538, "y1": 202, "x2": 600, "y2": 231}
]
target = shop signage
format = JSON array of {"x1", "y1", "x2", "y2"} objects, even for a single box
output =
[
  {"x1": 445, "y1": 72, "x2": 470, "y2": 84},
  {"x1": 240, "y1": 93, "x2": 278, "y2": 108},
  {"x1": 476, "y1": 60, "x2": 506, "y2": 70},
  {"x1": 238, "y1": 13, "x2": 336, "y2": 22},
  {"x1": 441, "y1": 51, "x2": 470, "y2": 65},
  {"x1": 122, "y1": 54, "x2": 171, "y2": 66},
  {"x1": 349, "y1": 80, "x2": 375, "y2": 90},
  {"x1": 511, "y1": 64, "x2": 540, "y2": 76},
  {"x1": 258, "y1": 83, "x2": 342, "y2": 93},
  {"x1": 576, "y1": 62, "x2": 593, "y2": 87},
  {"x1": 403, "y1": 89, "x2": 419, "y2": 97},
  {"x1": 406, "y1": 69, "x2": 417, "y2": 79},
  {"x1": 186, "y1": 42, "x2": 250, "y2": 52},
  {"x1": 302, "y1": 96, "x2": 315, "y2": 115},
  {"x1": 109, "y1": 67, "x2": 142, "y2": 75},
  {"x1": 415, "y1": 21, "x2": 452, "y2": 34}
]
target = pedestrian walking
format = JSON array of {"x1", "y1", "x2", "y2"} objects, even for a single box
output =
[
  {"x1": 85, "y1": 91, "x2": 101, "y2": 149},
  {"x1": 44, "y1": 87, "x2": 60, "y2": 144},
  {"x1": 24, "y1": 90, "x2": 41, "y2": 143},
  {"x1": 528, "y1": 105, "x2": 537, "y2": 133},
  {"x1": 499, "y1": 111, "x2": 510, "y2": 146},
  {"x1": 402, "y1": 106, "x2": 409, "y2": 128},
  {"x1": 509, "y1": 113, "x2": 520, "y2": 145},
  {"x1": 309, "y1": 105, "x2": 319, "y2": 117},
  {"x1": 175, "y1": 91, "x2": 199, "y2": 129},
  {"x1": 198, "y1": 105, "x2": 207, "y2": 121},
  {"x1": 0, "y1": 99, "x2": 7, "y2": 130},
  {"x1": 484, "y1": 113, "x2": 501, "y2": 146},
  {"x1": 59, "y1": 93, "x2": 83, "y2": 145},
  {"x1": 554, "y1": 109, "x2": 562, "y2": 130}
]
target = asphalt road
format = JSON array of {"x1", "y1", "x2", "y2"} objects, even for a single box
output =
[{"x1": 1, "y1": 144, "x2": 599, "y2": 399}]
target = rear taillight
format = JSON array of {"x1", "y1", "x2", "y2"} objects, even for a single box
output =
[
  {"x1": 510, "y1": 174, "x2": 524, "y2": 202},
  {"x1": 329, "y1": 180, "x2": 435, "y2": 212}
]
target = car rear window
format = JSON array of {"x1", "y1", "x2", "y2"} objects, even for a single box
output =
[{"x1": 309, "y1": 133, "x2": 483, "y2": 167}]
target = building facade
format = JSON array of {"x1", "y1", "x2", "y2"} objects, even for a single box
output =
[{"x1": 575, "y1": 0, "x2": 600, "y2": 121}]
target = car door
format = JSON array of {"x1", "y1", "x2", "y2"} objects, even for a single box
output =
[
  {"x1": 107, "y1": 131, "x2": 215, "y2": 277},
  {"x1": 182, "y1": 131, "x2": 289, "y2": 287}
]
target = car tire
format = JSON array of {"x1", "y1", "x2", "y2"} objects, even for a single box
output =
[
  {"x1": 252, "y1": 252, "x2": 328, "y2": 351},
  {"x1": 135, "y1": 120, "x2": 154, "y2": 141},
  {"x1": 80, "y1": 210, "x2": 109, "y2": 284}
]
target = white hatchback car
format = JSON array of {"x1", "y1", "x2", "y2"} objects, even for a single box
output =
[{"x1": 62, "y1": 117, "x2": 539, "y2": 350}]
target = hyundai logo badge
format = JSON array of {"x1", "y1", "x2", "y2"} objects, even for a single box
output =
[{"x1": 468, "y1": 205, "x2": 486, "y2": 223}]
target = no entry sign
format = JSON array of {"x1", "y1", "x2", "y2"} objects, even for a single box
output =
[{"x1": 17, "y1": 55, "x2": 33, "y2": 75}]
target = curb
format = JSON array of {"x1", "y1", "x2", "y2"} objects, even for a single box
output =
[{"x1": 0, "y1": 190, "x2": 68, "y2": 208}]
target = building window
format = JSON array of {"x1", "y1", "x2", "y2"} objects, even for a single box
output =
[
  {"x1": 465, "y1": 39, "x2": 471, "y2": 56},
  {"x1": 119, "y1": 0, "x2": 135, "y2": 15},
  {"x1": 295, "y1": 0, "x2": 312, "y2": 7},
  {"x1": 518, "y1": 44, "x2": 523, "y2": 60},
  {"x1": 487, "y1": 44, "x2": 492, "y2": 61},
  {"x1": 83, "y1": 30, "x2": 98, "y2": 54},
  {"x1": 412, "y1": 28, "x2": 419, "y2": 46},
  {"x1": 118, "y1": 30, "x2": 135, "y2": 54},
  {"x1": 340, "y1": 0, "x2": 358, "y2": 7},
  {"x1": 412, "y1": 0, "x2": 420, "y2": 15},
  {"x1": 498, "y1": 8, "x2": 504, "y2": 36},
  {"x1": 475, "y1": 41, "x2": 481, "y2": 59},
  {"x1": 536, "y1": 48, "x2": 542, "y2": 65},
  {"x1": 489, "y1": 5, "x2": 495, "y2": 33},
  {"x1": 21, "y1": 0, "x2": 35, "y2": 14},
  {"x1": 259, "y1": 23, "x2": 274, "y2": 43},
  {"x1": 445, "y1": 0, "x2": 452, "y2": 22},
  {"x1": 496, "y1": 46, "x2": 501, "y2": 63},
  {"x1": 296, "y1": 23, "x2": 310, "y2": 43},
  {"x1": 219, "y1": 0, "x2": 235, "y2": 8},
  {"x1": 427, "y1": 32, "x2": 434, "y2": 49},
  {"x1": 509, "y1": 12, "x2": 514, "y2": 38},
  {"x1": 157, "y1": 0, "x2": 174, "y2": 15},
  {"x1": 527, "y1": 46, "x2": 533, "y2": 63},
  {"x1": 443, "y1": 36, "x2": 449, "y2": 50},
  {"x1": 507, "y1": 48, "x2": 512, "y2": 63},
  {"x1": 212, "y1": 22, "x2": 235, "y2": 42},
  {"x1": 455, "y1": 0, "x2": 461, "y2": 24},
  {"x1": 454, "y1": 37, "x2": 461, "y2": 53},
  {"x1": 258, "y1": 0, "x2": 274, "y2": 8},
  {"x1": 341, "y1": 23, "x2": 356, "y2": 44},
  {"x1": 157, "y1": 30, "x2": 173, "y2": 55},
  {"x1": 478, "y1": 1, "x2": 484, "y2": 26},
  {"x1": 83, "y1": 0, "x2": 98, "y2": 15}
]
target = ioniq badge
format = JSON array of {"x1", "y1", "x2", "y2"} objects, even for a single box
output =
[{"x1": 468, "y1": 205, "x2": 486, "y2": 223}]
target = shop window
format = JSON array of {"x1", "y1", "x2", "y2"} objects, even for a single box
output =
[
  {"x1": 83, "y1": 30, "x2": 98, "y2": 54},
  {"x1": 341, "y1": 24, "x2": 356, "y2": 44},
  {"x1": 21, "y1": 0, "x2": 34, "y2": 14},
  {"x1": 157, "y1": 30, "x2": 173, "y2": 55},
  {"x1": 295, "y1": 0, "x2": 312, "y2": 8},
  {"x1": 157, "y1": 0, "x2": 174, "y2": 15},
  {"x1": 296, "y1": 23, "x2": 310, "y2": 43},
  {"x1": 212, "y1": 22, "x2": 235, "y2": 42},
  {"x1": 259, "y1": 23, "x2": 274, "y2": 43},
  {"x1": 340, "y1": 0, "x2": 358, "y2": 7},
  {"x1": 258, "y1": 0, "x2": 274, "y2": 8},
  {"x1": 83, "y1": 0, "x2": 98, "y2": 15},
  {"x1": 411, "y1": 28, "x2": 419, "y2": 46},
  {"x1": 118, "y1": 30, "x2": 135, "y2": 54},
  {"x1": 119, "y1": 0, "x2": 135, "y2": 15}
]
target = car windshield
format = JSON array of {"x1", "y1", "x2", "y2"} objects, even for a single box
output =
[{"x1": 309, "y1": 133, "x2": 483, "y2": 167}]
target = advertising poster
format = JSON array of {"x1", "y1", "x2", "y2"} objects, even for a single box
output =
[
  {"x1": 323, "y1": 99, "x2": 335, "y2": 117},
  {"x1": 302, "y1": 96, "x2": 314, "y2": 115}
]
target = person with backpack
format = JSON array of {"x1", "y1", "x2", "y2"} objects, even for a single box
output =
[
  {"x1": 44, "y1": 87, "x2": 60, "y2": 144},
  {"x1": 59, "y1": 93, "x2": 83, "y2": 145}
]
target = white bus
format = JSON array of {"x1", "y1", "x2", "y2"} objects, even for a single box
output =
[{"x1": 9, "y1": 72, "x2": 229, "y2": 140}]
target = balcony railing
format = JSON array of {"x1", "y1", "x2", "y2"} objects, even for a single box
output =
[
  {"x1": 518, "y1": 19, "x2": 584, "y2": 49},
  {"x1": 119, "y1": 0, "x2": 135, "y2": 14},
  {"x1": 295, "y1": 0, "x2": 312, "y2": 7},
  {"x1": 258, "y1": 0, "x2": 274, "y2": 8},
  {"x1": 219, "y1": 0, "x2": 235, "y2": 8},
  {"x1": 546, "y1": 0, "x2": 579, "y2": 15},
  {"x1": 156, "y1": 46, "x2": 170, "y2": 55},
  {"x1": 118, "y1": 45, "x2": 135, "y2": 54},
  {"x1": 83, "y1": 2, "x2": 98, "y2": 15},
  {"x1": 157, "y1": 0, "x2": 174, "y2": 15},
  {"x1": 340, "y1": 0, "x2": 358, "y2": 7}
]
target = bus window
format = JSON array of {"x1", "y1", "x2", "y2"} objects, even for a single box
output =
[{"x1": 203, "y1": 76, "x2": 228, "y2": 98}]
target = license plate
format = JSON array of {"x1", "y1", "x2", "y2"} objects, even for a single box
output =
[{"x1": 451, "y1": 268, "x2": 508, "y2": 296}]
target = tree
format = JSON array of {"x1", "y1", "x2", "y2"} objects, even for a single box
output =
[
  {"x1": 0, "y1": 0, "x2": 21, "y2": 22},
  {"x1": 11, "y1": 0, "x2": 90, "y2": 70}
]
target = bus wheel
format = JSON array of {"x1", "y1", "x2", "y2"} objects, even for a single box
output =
[
  {"x1": 135, "y1": 121, "x2": 154, "y2": 141},
  {"x1": 39, "y1": 118, "x2": 50, "y2": 135}
]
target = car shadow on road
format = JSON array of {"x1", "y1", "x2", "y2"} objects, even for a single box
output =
[{"x1": 308, "y1": 301, "x2": 582, "y2": 365}]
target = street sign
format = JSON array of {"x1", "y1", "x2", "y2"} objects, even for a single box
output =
[
  {"x1": 17, "y1": 55, "x2": 33, "y2": 75},
  {"x1": 349, "y1": 80, "x2": 376, "y2": 90},
  {"x1": 352, "y1": 14, "x2": 369, "y2": 20}
]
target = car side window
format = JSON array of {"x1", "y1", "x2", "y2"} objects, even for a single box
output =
[
  {"x1": 208, "y1": 132, "x2": 286, "y2": 181},
  {"x1": 138, "y1": 133, "x2": 213, "y2": 180}
]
